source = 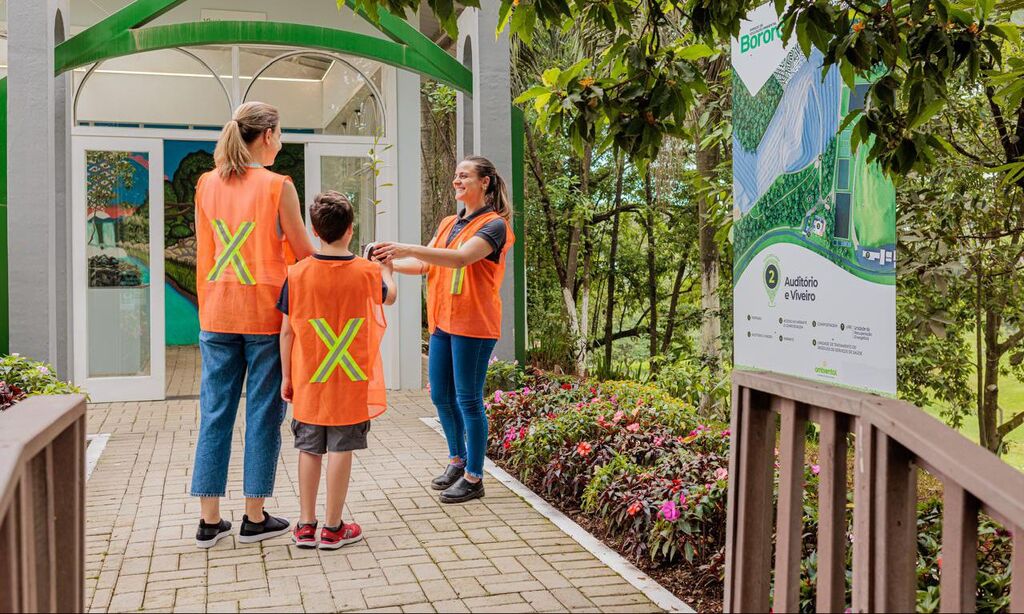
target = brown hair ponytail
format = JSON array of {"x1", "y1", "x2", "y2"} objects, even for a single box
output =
[
  {"x1": 214, "y1": 102, "x2": 280, "y2": 180},
  {"x1": 464, "y1": 156, "x2": 512, "y2": 222}
]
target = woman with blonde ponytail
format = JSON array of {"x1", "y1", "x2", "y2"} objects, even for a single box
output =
[
  {"x1": 190, "y1": 102, "x2": 315, "y2": 548},
  {"x1": 375, "y1": 156, "x2": 515, "y2": 504}
]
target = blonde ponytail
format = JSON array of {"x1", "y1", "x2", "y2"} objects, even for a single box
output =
[
  {"x1": 214, "y1": 102, "x2": 280, "y2": 180},
  {"x1": 464, "y1": 156, "x2": 512, "y2": 222}
]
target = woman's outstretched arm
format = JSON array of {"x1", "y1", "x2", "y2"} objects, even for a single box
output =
[{"x1": 375, "y1": 236, "x2": 493, "y2": 269}]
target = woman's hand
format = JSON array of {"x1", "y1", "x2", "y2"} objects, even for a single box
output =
[{"x1": 374, "y1": 242, "x2": 417, "y2": 263}]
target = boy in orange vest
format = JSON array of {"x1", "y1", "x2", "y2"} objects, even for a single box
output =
[{"x1": 278, "y1": 190, "x2": 395, "y2": 549}]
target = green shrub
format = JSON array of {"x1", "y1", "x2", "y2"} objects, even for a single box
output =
[
  {"x1": 0, "y1": 354, "x2": 83, "y2": 410},
  {"x1": 484, "y1": 358, "x2": 526, "y2": 396}
]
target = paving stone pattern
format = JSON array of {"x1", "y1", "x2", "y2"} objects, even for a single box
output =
[{"x1": 84, "y1": 347, "x2": 662, "y2": 612}]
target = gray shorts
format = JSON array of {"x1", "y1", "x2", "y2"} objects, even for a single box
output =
[{"x1": 291, "y1": 419, "x2": 370, "y2": 454}]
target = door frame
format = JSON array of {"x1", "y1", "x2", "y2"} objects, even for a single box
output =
[
  {"x1": 304, "y1": 141, "x2": 400, "y2": 387},
  {"x1": 72, "y1": 135, "x2": 166, "y2": 402}
]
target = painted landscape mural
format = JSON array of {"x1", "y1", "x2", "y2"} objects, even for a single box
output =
[{"x1": 162, "y1": 140, "x2": 305, "y2": 345}]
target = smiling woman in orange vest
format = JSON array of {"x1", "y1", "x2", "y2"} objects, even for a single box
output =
[
  {"x1": 375, "y1": 156, "x2": 515, "y2": 504},
  {"x1": 190, "y1": 102, "x2": 315, "y2": 549}
]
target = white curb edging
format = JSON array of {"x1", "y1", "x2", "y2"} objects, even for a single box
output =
[
  {"x1": 86, "y1": 433, "x2": 110, "y2": 480},
  {"x1": 419, "y1": 416, "x2": 695, "y2": 614}
]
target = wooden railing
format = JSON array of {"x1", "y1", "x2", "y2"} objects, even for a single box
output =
[
  {"x1": 725, "y1": 370, "x2": 1024, "y2": 613},
  {"x1": 0, "y1": 394, "x2": 87, "y2": 613}
]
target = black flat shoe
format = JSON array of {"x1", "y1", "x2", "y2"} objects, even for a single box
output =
[
  {"x1": 431, "y1": 464, "x2": 465, "y2": 491},
  {"x1": 440, "y1": 477, "x2": 484, "y2": 503}
]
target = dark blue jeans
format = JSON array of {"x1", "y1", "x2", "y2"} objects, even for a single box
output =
[
  {"x1": 190, "y1": 331, "x2": 286, "y2": 498},
  {"x1": 428, "y1": 329, "x2": 497, "y2": 480}
]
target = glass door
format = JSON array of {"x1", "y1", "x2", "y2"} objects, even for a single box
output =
[
  {"x1": 303, "y1": 143, "x2": 382, "y2": 254},
  {"x1": 72, "y1": 137, "x2": 166, "y2": 402}
]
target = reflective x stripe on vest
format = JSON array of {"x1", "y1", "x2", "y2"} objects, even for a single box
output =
[
  {"x1": 309, "y1": 318, "x2": 368, "y2": 383},
  {"x1": 450, "y1": 241, "x2": 466, "y2": 295},
  {"x1": 208, "y1": 220, "x2": 256, "y2": 285}
]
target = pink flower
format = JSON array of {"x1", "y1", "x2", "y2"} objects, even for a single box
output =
[
  {"x1": 659, "y1": 500, "x2": 680, "y2": 521},
  {"x1": 679, "y1": 493, "x2": 687, "y2": 508},
  {"x1": 612, "y1": 410, "x2": 625, "y2": 423},
  {"x1": 576, "y1": 442, "x2": 593, "y2": 456},
  {"x1": 653, "y1": 436, "x2": 665, "y2": 447},
  {"x1": 688, "y1": 429, "x2": 698, "y2": 437},
  {"x1": 721, "y1": 429, "x2": 731, "y2": 437},
  {"x1": 715, "y1": 467, "x2": 728, "y2": 481},
  {"x1": 627, "y1": 501, "x2": 642, "y2": 516},
  {"x1": 522, "y1": 386, "x2": 533, "y2": 395},
  {"x1": 494, "y1": 390, "x2": 504, "y2": 402},
  {"x1": 811, "y1": 464, "x2": 821, "y2": 475},
  {"x1": 610, "y1": 395, "x2": 618, "y2": 404},
  {"x1": 626, "y1": 423, "x2": 640, "y2": 433}
]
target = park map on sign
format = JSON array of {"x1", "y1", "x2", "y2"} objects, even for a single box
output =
[{"x1": 731, "y1": 46, "x2": 896, "y2": 286}]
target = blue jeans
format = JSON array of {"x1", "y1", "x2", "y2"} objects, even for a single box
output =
[
  {"x1": 428, "y1": 329, "x2": 497, "y2": 480},
  {"x1": 190, "y1": 331, "x2": 286, "y2": 498}
]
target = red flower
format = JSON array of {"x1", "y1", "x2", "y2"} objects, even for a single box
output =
[
  {"x1": 627, "y1": 501, "x2": 643, "y2": 516},
  {"x1": 576, "y1": 442, "x2": 593, "y2": 456},
  {"x1": 561, "y1": 383, "x2": 572, "y2": 390}
]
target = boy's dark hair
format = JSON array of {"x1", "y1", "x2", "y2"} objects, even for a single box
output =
[{"x1": 309, "y1": 191, "x2": 354, "y2": 244}]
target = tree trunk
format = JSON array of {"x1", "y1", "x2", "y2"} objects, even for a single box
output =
[
  {"x1": 604, "y1": 157, "x2": 625, "y2": 374},
  {"x1": 644, "y1": 170, "x2": 659, "y2": 371},
  {"x1": 697, "y1": 142, "x2": 722, "y2": 415},
  {"x1": 980, "y1": 309, "x2": 1002, "y2": 453}
]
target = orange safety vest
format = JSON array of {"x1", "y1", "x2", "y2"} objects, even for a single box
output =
[
  {"x1": 287, "y1": 257, "x2": 387, "y2": 426},
  {"x1": 195, "y1": 167, "x2": 291, "y2": 334},
  {"x1": 426, "y1": 211, "x2": 515, "y2": 340}
]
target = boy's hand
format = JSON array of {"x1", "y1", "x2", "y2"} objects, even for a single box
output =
[{"x1": 281, "y1": 378, "x2": 293, "y2": 403}]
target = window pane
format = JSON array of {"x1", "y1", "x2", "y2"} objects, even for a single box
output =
[
  {"x1": 86, "y1": 150, "x2": 151, "y2": 377},
  {"x1": 320, "y1": 155, "x2": 376, "y2": 254}
]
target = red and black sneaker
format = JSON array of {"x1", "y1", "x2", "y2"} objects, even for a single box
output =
[
  {"x1": 319, "y1": 522, "x2": 362, "y2": 550},
  {"x1": 292, "y1": 522, "x2": 318, "y2": 549}
]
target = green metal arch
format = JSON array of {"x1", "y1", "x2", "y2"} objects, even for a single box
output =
[{"x1": 55, "y1": 20, "x2": 472, "y2": 94}]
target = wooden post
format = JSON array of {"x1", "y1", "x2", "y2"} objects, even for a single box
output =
[
  {"x1": 773, "y1": 399, "x2": 806, "y2": 614},
  {"x1": 873, "y1": 435, "x2": 917, "y2": 613},
  {"x1": 852, "y1": 418, "x2": 875, "y2": 613},
  {"x1": 817, "y1": 411, "x2": 848, "y2": 614},
  {"x1": 940, "y1": 486, "x2": 978, "y2": 613},
  {"x1": 726, "y1": 387, "x2": 776, "y2": 612},
  {"x1": 1011, "y1": 528, "x2": 1024, "y2": 614}
]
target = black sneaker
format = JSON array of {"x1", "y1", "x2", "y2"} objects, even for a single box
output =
[
  {"x1": 238, "y1": 509, "x2": 291, "y2": 544},
  {"x1": 195, "y1": 519, "x2": 232, "y2": 549},
  {"x1": 440, "y1": 477, "x2": 485, "y2": 504},
  {"x1": 431, "y1": 464, "x2": 465, "y2": 490}
]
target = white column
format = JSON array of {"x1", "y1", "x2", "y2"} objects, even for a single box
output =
[
  {"x1": 457, "y1": 0, "x2": 517, "y2": 360},
  {"x1": 396, "y1": 67, "x2": 423, "y2": 389},
  {"x1": 8, "y1": 0, "x2": 73, "y2": 374}
]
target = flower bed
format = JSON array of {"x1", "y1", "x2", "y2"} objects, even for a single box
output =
[
  {"x1": 484, "y1": 362, "x2": 1014, "y2": 612},
  {"x1": 0, "y1": 354, "x2": 82, "y2": 410}
]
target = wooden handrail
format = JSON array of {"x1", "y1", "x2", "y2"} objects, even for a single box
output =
[
  {"x1": 0, "y1": 394, "x2": 87, "y2": 613},
  {"x1": 725, "y1": 370, "x2": 1024, "y2": 613}
]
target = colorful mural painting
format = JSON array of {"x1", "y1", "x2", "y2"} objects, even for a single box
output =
[{"x1": 161, "y1": 140, "x2": 305, "y2": 345}]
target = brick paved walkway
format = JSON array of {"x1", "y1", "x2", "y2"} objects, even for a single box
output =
[{"x1": 84, "y1": 348, "x2": 663, "y2": 613}]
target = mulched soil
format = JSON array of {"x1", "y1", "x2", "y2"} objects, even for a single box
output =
[{"x1": 491, "y1": 457, "x2": 725, "y2": 613}]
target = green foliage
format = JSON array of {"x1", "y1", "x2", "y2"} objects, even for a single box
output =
[
  {"x1": 484, "y1": 358, "x2": 526, "y2": 396},
  {"x1": 0, "y1": 354, "x2": 82, "y2": 405},
  {"x1": 732, "y1": 75, "x2": 785, "y2": 152}
]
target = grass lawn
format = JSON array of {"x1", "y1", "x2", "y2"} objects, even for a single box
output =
[{"x1": 924, "y1": 377, "x2": 1024, "y2": 473}]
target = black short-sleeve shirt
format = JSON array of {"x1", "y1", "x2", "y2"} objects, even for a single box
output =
[
  {"x1": 276, "y1": 254, "x2": 387, "y2": 315},
  {"x1": 444, "y1": 205, "x2": 507, "y2": 263}
]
